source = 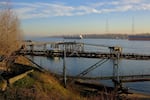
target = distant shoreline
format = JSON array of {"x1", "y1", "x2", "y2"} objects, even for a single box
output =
[{"x1": 50, "y1": 33, "x2": 150, "y2": 40}]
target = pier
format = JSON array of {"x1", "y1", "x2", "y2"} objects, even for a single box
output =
[
  {"x1": 19, "y1": 41, "x2": 150, "y2": 93},
  {"x1": 20, "y1": 41, "x2": 150, "y2": 60},
  {"x1": 20, "y1": 50, "x2": 150, "y2": 60}
]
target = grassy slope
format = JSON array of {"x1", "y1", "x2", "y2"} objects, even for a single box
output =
[
  {"x1": 0, "y1": 56, "x2": 83, "y2": 100},
  {"x1": 0, "y1": 71, "x2": 83, "y2": 100}
]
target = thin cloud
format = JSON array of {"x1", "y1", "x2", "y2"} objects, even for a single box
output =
[
  {"x1": 121, "y1": 0, "x2": 144, "y2": 4},
  {"x1": 1, "y1": 0, "x2": 149, "y2": 19}
]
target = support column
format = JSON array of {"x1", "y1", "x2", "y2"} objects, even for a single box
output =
[
  {"x1": 43, "y1": 44, "x2": 47, "y2": 51},
  {"x1": 109, "y1": 46, "x2": 122, "y2": 89},
  {"x1": 113, "y1": 52, "x2": 120, "y2": 87},
  {"x1": 30, "y1": 45, "x2": 34, "y2": 53},
  {"x1": 63, "y1": 43, "x2": 67, "y2": 88}
]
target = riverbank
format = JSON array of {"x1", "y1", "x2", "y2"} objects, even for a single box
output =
[
  {"x1": 0, "y1": 56, "x2": 83, "y2": 100},
  {"x1": 0, "y1": 56, "x2": 149, "y2": 100},
  {"x1": 71, "y1": 79, "x2": 150, "y2": 100},
  {"x1": 126, "y1": 93, "x2": 150, "y2": 99}
]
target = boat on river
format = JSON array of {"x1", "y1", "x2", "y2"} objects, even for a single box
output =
[{"x1": 128, "y1": 35, "x2": 150, "y2": 41}]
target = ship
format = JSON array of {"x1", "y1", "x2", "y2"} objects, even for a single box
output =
[
  {"x1": 128, "y1": 35, "x2": 150, "y2": 41},
  {"x1": 63, "y1": 35, "x2": 83, "y2": 39}
]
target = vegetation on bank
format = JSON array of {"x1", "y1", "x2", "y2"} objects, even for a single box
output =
[
  {"x1": 0, "y1": 56, "x2": 150, "y2": 100},
  {"x1": 0, "y1": 55, "x2": 82, "y2": 100},
  {"x1": 0, "y1": 71, "x2": 83, "y2": 100}
]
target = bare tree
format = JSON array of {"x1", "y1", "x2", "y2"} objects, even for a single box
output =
[
  {"x1": 0, "y1": 1, "x2": 22, "y2": 69},
  {"x1": 0, "y1": 2, "x2": 21, "y2": 55}
]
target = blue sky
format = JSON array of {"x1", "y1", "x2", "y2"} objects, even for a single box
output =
[{"x1": 1, "y1": 0, "x2": 150, "y2": 36}]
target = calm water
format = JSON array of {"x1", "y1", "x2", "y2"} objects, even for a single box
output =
[{"x1": 27, "y1": 37, "x2": 150, "y2": 94}]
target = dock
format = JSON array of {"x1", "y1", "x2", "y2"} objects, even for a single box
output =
[
  {"x1": 19, "y1": 41, "x2": 150, "y2": 92},
  {"x1": 19, "y1": 41, "x2": 150, "y2": 60}
]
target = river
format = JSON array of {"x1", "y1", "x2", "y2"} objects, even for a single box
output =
[{"x1": 25, "y1": 37, "x2": 150, "y2": 94}]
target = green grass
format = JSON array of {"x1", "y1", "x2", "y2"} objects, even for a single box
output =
[{"x1": 13, "y1": 75, "x2": 35, "y2": 88}]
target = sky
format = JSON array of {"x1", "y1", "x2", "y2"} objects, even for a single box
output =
[{"x1": 1, "y1": 0, "x2": 150, "y2": 37}]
